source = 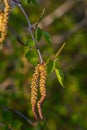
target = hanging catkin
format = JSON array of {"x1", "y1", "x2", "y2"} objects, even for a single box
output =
[
  {"x1": 31, "y1": 64, "x2": 40, "y2": 120},
  {"x1": 0, "y1": 10, "x2": 4, "y2": 32},
  {"x1": 31, "y1": 62, "x2": 47, "y2": 120},
  {"x1": 37, "y1": 62, "x2": 47, "y2": 119},
  {"x1": 0, "y1": 0, "x2": 10, "y2": 43}
]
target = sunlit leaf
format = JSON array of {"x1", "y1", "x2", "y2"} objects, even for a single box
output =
[
  {"x1": 27, "y1": 0, "x2": 31, "y2": 4},
  {"x1": 25, "y1": 49, "x2": 38, "y2": 66},
  {"x1": 27, "y1": 40, "x2": 35, "y2": 47},
  {"x1": 54, "y1": 68, "x2": 64, "y2": 88},
  {"x1": 46, "y1": 59, "x2": 55, "y2": 75},
  {"x1": 24, "y1": 46, "x2": 29, "y2": 54},
  {"x1": 27, "y1": 0, "x2": 37, "y2": 4},
  {"x1": 36, "y1": 27, "x2": 43, "y2": 42},
  {"x1": 43, "y1": 31, "x2": 52, "y2": 45}
]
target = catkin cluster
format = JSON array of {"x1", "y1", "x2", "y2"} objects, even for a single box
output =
[
  {"x1": 31, "y1": 62, "x2": 47, "y2": 120},
  {"x1": 0, "y1": 0, "x2": 10, "y2": 43}
]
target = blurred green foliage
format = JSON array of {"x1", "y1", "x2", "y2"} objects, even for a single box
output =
[{"x1": 0, "y1": 0, "x2": 87, "y2": 130}]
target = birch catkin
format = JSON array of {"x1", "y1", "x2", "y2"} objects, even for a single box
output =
[
  {"x1": 0, "y1": 10, "x2": 3, "y2": 31},
  {"x1": 31, "y1": 64, "x2": 40, "y2": 120},
  {"x1": 0, "y1": 0, "x2": 10, "y2": 43},
  {"x1": 31, "y1": 62, "x2": 47, "y2": 120},
  {"x1": 37, "y1": 62, "x2": 47, "y2": 119}
]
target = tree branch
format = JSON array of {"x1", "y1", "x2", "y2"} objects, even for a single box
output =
[
  {"x1": 0, "y1": 78, "x2": 14, "y2": 91},
  {"x1": 39, "y1": 0, "x2": 80, "y2": 28},
  {"x1": 52, "y1": 16, "x2": 87, "y2": 50},
  {"x1": 2, "y1": 106, "x2": 38, "y2": 126},
  {"x1": 11, "y1": 0, "x2": 43, "y2": 63}
]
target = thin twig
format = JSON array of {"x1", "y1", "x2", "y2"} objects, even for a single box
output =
[
  {"x1": 35, "y1": 8, "x2": 45, "y2": 29},
  {"x1": 2, "y1": 106, "x2": 38, "y2": 126},
  {"x1": 18, "y1": 4, "x2": 35, "y2": 43},
  {"x1": 54, "y1": 42, "x2": 66, "y2": 59},
  {"x1": 17, "y1": 36, "x2": 26, "y2": 46},
  {"x1": 11, "y1": 0, "x2": 43, "y2": 63},
  {"x1": 11, "y1": 0, "x2": 20, "y2": 4}
]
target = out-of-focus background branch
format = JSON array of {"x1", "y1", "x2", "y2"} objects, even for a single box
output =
[
  {"x1": 52, "y1": 16, "x2": 87, "y2": 48},
  {"x1": 40, "y1": 0, "x2": 80, "y2": 28}
]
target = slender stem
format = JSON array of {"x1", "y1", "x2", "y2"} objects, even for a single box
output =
[
  {"x1": 17, "y1": 3, "x2": 43, "y2": 63},
  {"x1": 35, "y1": 8, "x2": 45, "y2": 28},
  {"x1": 54, "y1": 42, "x2": 66, "y2": 59},
  {"x1": 18, "y1": 4, "x2": 35, "y2": 42},
  {"x1": 37, "y1": 48, "x2": 43, "y2": 63}
]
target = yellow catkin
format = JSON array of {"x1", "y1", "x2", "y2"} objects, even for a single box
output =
[
  {"x1": 37, "y1": 62, "x2": 47, "y2": 119},
  {"x1": 31, "y1": 62, "x2": 47, "y2": 120},
  {"x1": 0, "y1": 0, "x2": 10, "y2": 43},
  {"x1": 0, "y1": 10, "x2": 4, "y2": 31},
  {"x1": 31, "y1": 64, "x2": 40, "y2": 120}
]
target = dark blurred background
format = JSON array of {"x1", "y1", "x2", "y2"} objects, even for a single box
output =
[{"x1": 0, "y1": 0, "x2": 87, "y2": 130}]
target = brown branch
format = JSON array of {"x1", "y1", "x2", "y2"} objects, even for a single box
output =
[
  {"x1": 52, "y1": 16, "x2": 87, "y2": 50},
  {"x1": 39, "y1": 0, "x2": 80, "y2": 28},
  {"x1": 0, "y1": 122, "x2": 5, "y2": 127},
  {"x1": 0, "y1": 78, "x2": 14, "y2": 91},
  {"x1": 2, "y1": 106, "x2": 38, "y2": 126}
]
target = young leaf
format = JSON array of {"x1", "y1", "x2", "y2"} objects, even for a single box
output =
[
  {"x1": 31, "y1": 0, "x2": 37, "y2": 4},
  {"x1": 24, "y1": 46, "x2": 29, "y2": 54},
  {"x1": 36, "y1": 27, "x2": 43, "y2": 42},
  {"x1": 25, "y1": 49, "x2": 38, "y2": 66},
  {"x1": 27, "y1": 0, "x2": 37, "y2": 4},
  {"x1": 27, "y1": 0, "x2": 31, "y2": 4},
  {"x1": 46, "y1": 59, "x2": 55, "y2": 75},
  {"x1": 54, "y1": 68, "x2": 64, "y2": 88},
  {"x1": 43, "y1": 31, "x2": 51, "y2": 45},
  {"x1": 27, "y1": 40, "x2": 35, "y2": 47}
]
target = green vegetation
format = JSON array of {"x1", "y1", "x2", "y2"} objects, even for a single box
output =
[{"x1": 0, "y1": 0, "x2": 87, "y2": 130}]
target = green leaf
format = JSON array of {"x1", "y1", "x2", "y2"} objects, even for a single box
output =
[
  {"x1": 24, "y1": 46, "x2": 29, "y2": 54},
  {"x1": 27, "y1": 40, "x2": 35, "y2": 47},
  {"x1": 54, "y1": 68, "x2": 64, "y2": 88},
  {"x1": 43, "y1": 31, "x2": 52, "y2": 45},
  {"x1": 31, "y1": 0, "x2": 37, "y2": 4},
  {"x1": 27, "y1": 0, "x2": 37, "y2": 4},
  {"x1": 27, "y1": 0, "x2": 31, "y2": 3},
  {"x1": 36, "y1": 27, "x2": 43, "y2": 42},
  {"x1": 46, "y1": 59, "x2": 55, "y2": 75},
  {"x1": 25, "y1": 49, "x2": 38, "y2": 66}
]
